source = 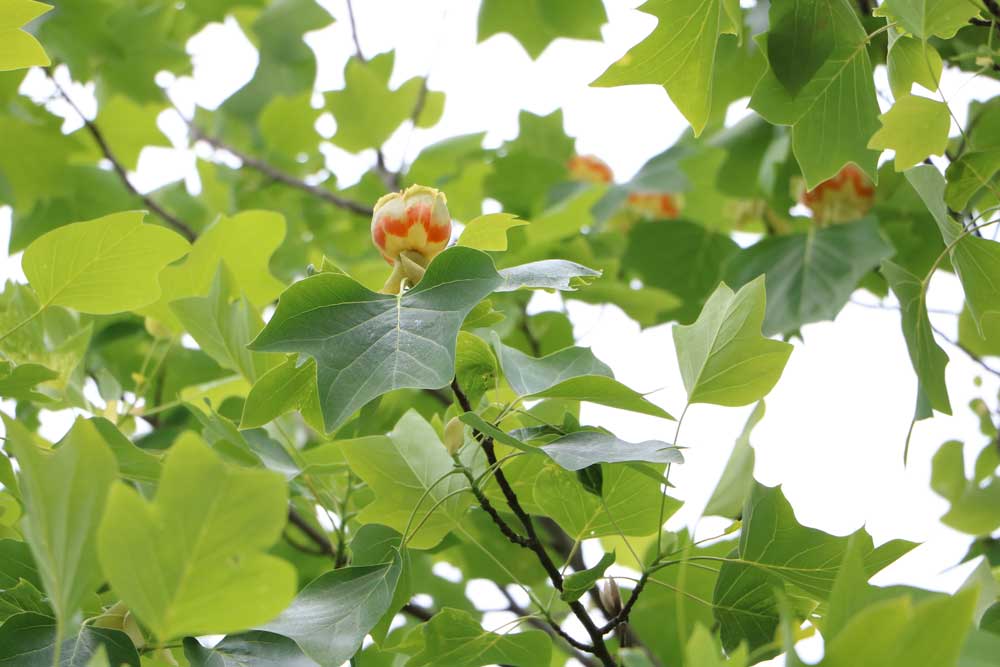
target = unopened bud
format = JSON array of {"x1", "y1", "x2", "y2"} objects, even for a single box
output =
[
  {"x1": 371, "y1": 185, "x2": 451, "y2": 266},
  {"x1": 600, "y1": 579, "x2": 623, "y2": 616},
  {"x1": 800, "y1": 164, "x2": 874, "y2": 225},
  {"x1": 444, "y1": 416, "x2": 465, "y2": 456}
]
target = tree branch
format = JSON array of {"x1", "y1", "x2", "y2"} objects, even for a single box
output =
[
  {"x1": 187, "y1": 125, "x2": 374, "y2": 217},
  {"x1": 286, "y1": 506, "x2": 336, "y2": 557},
  {"x1": 45, "y1": 70, "x2": 197, "y2": 242},
  {"x1": 498, "y1": 587, "x2": 601, "y2": 667},
  {"x1": 450, "y1": 378, "x2": 619, "y2": 667}
]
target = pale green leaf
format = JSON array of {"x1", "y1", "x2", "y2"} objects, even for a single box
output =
[
  {"x1": 704, "y1": 401, "x2": 764, "y2": 519},
  {"x1": 945, "y1": 150, "x2": 1000, "y2": 211},
  {"x1": 931, "y1": 440, "x2": 1000, "y2": 535},
  {"x1": 240, "y1": 356, "x2": 322, "y2": 430},
  {"x1": 8, "y1": 418, "x2": 118, "y2": 628},
  {"x1": 874, "y1": 0, "x2": 982, "y2": 40},
  {"x1": 22, "y1": 211, "x2": 190, "y2": 315},
  {"x1": 673, "y1": 276, "x2": 792, "y2": 407},
  {"x1": 457, "y1": 213, "x2": 528, "y2": 251},
  {"x1": 0, "y1": 0, "x2": 52, "y2": 71},
  {"x1": 478, "y1": 0, "x2": 607, "y2": 58},
  {"x1": 339, "y1": 411, "x2": 472, "y2": 550},
  {"x1": 562, "y1": 551, "x2": 615, "y2": 602},
  {"x1": 97, "y1": 433, "x2": 296, "y2": 640},
  {"x1": 868, "y1": 94, "x2": 951, "y2": 170},
  {"x1": 887, "y1": 33, "x2": 943, "y2": 97},
  {"x1": 406, "y1": 608, "x2": 551, "y2": 667}
]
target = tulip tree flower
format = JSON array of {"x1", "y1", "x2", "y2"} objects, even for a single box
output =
[
  {"x1": 371, "y1": 184, "x2": 452, "y2": 293},
  {"x1": 567, "y1": 154, "x2": 614, "y2": 184},
  {"x1": 800, "y1": 164, "x2": 875, "y2": 225},
  {"x1": 625, "y1": 191, "x2": 682, "y2": 220}
]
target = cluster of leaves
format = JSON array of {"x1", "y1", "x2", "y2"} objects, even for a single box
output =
[{"x1": 0, "y1": 0, "x2": 999, "y2": 666}]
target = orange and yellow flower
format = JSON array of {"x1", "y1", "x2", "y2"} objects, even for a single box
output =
[
  {"x1": 800, "y1": 164, "x2": 875, "y2": 225},
  {"x1": 567, "y1": 154, "x2": 614, "y2": 184},
  {"x1": 371, "y1": 185, "x2": 452, "y2": 265},
  {"x1": 625, "y1": 191, "x2": 682, "y2": 220}
]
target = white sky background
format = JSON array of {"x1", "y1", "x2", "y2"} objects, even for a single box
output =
[{"x1": 3, "y1": 0, "x2": 1000, "y2": 663}]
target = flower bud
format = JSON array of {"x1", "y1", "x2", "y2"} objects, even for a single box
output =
[
  {"x1": 443, "y1": 416, "x2": 464, "y2": 456},
  {"x1": 567, "y1": 154, "x2": 614, "y2": 184},
  {"x1": 800, "y1": 164, "x2": 875, "y2": 225},
  {"x1": 600, "y1": 579, "x2": 623, "y2": 616},
  {"x1": 371, "y1": 185, "x2": 451, "y2": 265},
  {"x1": 625, "y1": 191, "x2": 682, "y2": 220}
]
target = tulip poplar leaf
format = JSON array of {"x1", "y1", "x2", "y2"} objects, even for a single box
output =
[
  {"x1": 251, "y1": 247, "x2": 503, "y2": 431},
  {"x1": 22, "y1": 211, "x2": 190, "y2": 315},
  {"x1": 561, "y1": 551, "x2": 616, "y2": 602},
  {"x1": 931, "y1": 440, "x2": 1000, "y2": 535},
  {"x1": 540, "y1": 431, "x2": 683, "y2": 470},
  {"x1": 457, "y1": 213, "x2": 529, "y2": 251},
  {"x1": 0, "y1": 1, "x2": 52, "y2": 71},
  {"x1": 406, "y1": 608, "x2": 552, "y2": 667},
  {"x1": 478, "y1": 0, "x2": 607, "y2": 59},
  {"x1": 750, "y1": 0, "x2": 880, "y2": 187},
  {"x1": 496, "y1": 259, "x2": 601, "y2": 292},
  {"x1": 868, "y1": 95, "x2": 951, "y2": 171},
  {"x1": 887, "y1": 33, "x2": 943, "y2": 97},
  {"x1": 945, "y1": 150, "x2": 1000, "y2": 211},
  {"x1": 674, "y1": 276, "x2": 792, "y2": 407},
  {"x1": 874, "y1": 0, "x2": 982, "y2": 40},
  {"x1": 183, "y1": 632, "x2": 315, "y2": 667},
  {"x1": 592, "y1": 0, "x2": 741, "y2": 135},
  {"x1": 0, "y1": 613, "x2": 140, "y2": 667},
  {"x1": 97, "y1": 433, "x2": 296, "y2": 641}
]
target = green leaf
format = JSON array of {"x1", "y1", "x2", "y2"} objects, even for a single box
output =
[
  {"x1": 170, "y1": 266, "x2": 277, "y2": 382},
  {"x1": 183, "y1": 632, "x2": 315, "y2": 667},
  {"x1": 624, "y1": 220, "x2": 740, "y2": 324},
  {"x1": 945, "y1": 150, "x2": 1000, "y2": 211},
  {"x1": 562, "y1": 551, "x2": 615, "y2": 602},
  {"x1": 457, "y1": 213, "x2": 529, "y2": 251},
  {"x1": 958, "y1": 305, "x2": 1000, "y2": 357},
  {"x1": 766, "y1": 0, "x2": 835, "y2": 95},
  {"x1": 0, "y1": 0, "x2": 52, "y2": 71},
  {"x1": 0, "y1": 613, "x2": 140, "y2": 667},
  {"x1": 8, "y1": 419, "x2": 118, "y2": 628},
  {"x1": 822, "y1": 588, "x2": 978, "y2": 667},
  {"x1": 22, "y1": 211, "x2": 190, "y2": 315},
  {"x1": 478, "y1": 0, "x2": 607, "y2": 58},
  {"x1": 88, "y1": 418, "x2": 162, "y2": 485},
  {"x1": 874, "y1": 0, "x2": 981, "y2": 40},
  {"x1": 240, "y1": 356, "x2": 322, "y2": 430},
  {"x1": 882, "y1": 260, "x2": 951, "y2": 417},
  {"x1": 868, "y1": 94, "x2": 951, "y2": 171},
  {"x1": 540, "y1": 431, "x2": 683, "y2": 471},
  {"x1": 931, "y1": 440, "x2": 1000, "y2": 535},
  {"x1": 405, "y1": 607, "x2": 552, "y2": 667},
  {"x1": 455, "y1": 331, "x2": 498, "y2": 408},
  {"x1": 340, "y1": 410, "x2": 472, "y2": 549},
  {"x1": 0, "y1": 361, "x2": 58, "y2": 403},
  {"x1": 533, "y1": 462, "x2": 675, "y2": 540},
  {"x1": 0, "y1": 539, "x2": 40, "y2": 590},
  {"x1": 592, "y1": 0, "x2": 740, "y2": 135},
  {"x1": 750, "y1": 0, "x2": 880, "y2": 187},
  {"x1": 97, "y1": 432, "x2": 296, "y2": 640},
  {"x1": 0, "y1": 579, "x2": 47, "y2": 623},
  {"x1": 95, "y1": 96, "x2": 169, "y2": 171},
  {"x1": 326, "y1": 52, "x2": 443, "y2": 152},
  {"x1": 713, "y1": 483, "x2": 915, "y2": 653},
  {"x1": 523, "y1": 185, "x2": 606, "y2": 245},
  {"x1": 887, "y1": 33, "x2": 943, "y2": 98},
  {"x1": 260, "y1": 559, "x2": 402, "y2": 667},
  {"x1": 141, "y1": 210, "x2": 287, "y2": 331},
  {"x1": 496, "y1": 259, "x2": 601, "y2": 292},
  {"x1": 673, "y1": 276, "x2": 793, "y2": 407},
  {"x1": 685, "y1": 624, "x2": 748, "y2": 667},
  {"x1": 250, "y1": 247, "x2": 502, "y2": 432},
  {"x1": 704, "y1": 401, "x2": 764, "y2": 519},
  {"x1": 726, "y1": 218, "x2": 894, "y2": 335}
]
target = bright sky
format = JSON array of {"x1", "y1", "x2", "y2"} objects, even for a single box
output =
[{"x1": 3, "y1": 1, "x2": 1000, "y2": 663}]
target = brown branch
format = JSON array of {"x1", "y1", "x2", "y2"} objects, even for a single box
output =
[
  {"x1": 45, "y1": 70, "x2": 197, "y2": 242},
  {"x1": 450, "y1": 378, "x2": 619, "y2": 667},
  {"x1": 188, "y1": 126, "x2": 374, "y2": 217},
  {"x1": 287, "y1": 507, "x2": 336, "y2": 557},
  {"x1": 402, "y1": 602, "x2": 434, "y2": 622}
]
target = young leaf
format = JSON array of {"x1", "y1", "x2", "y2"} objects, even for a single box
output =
[
  {"x1": 8, "y1": 418, "x2": 118, "y2": 629},
  {"x1": 250, "y1": 246, "x2": 503, "y2": 432},
  {"x1": 240, "y1": 356, "x2": 321, "y2": 430},
  {"x1": 725, "y1": 218, "x2": 893, "y2": 336},
  {"x1": 21, "y1": 211, "x2": 190, "y2": 315},
  {"x1": 0, "y1": 0, "x2": 53, "y2": 71},
  {"x1": 97, "y1": 433, "x2": 296, "y2": 640},
  {"x1": 562, "y1": 551, "x2": 616, "y2": 602},
  {"x1": 340, "y1": 410, "x2": 472, "y2": 549},
  {"x1": 592, "y1": 0, "x2": 741, "y2": 135},
  {"x1": 703, "y1": 401, "x2": 764, "y2": 519},
  {"x1": 457, "y1": 212, "x2": 528, "y2": 251},
  {"x1": 260, "y1": 559, "x2": 402, "y2": 667},
  {"x1": 867, "y1": 94, "x2": 951, "y2": 171},
  {"x1": 405, "y1": 608, "x2": 552, "y2": 667},
  {"x1": 673, "y1": 276, "x2": 792, "y2": 407},
  {"x1": 887, "y1": 33, "x2": 943, "y2": 97},
  {"x1": 750, "y1": 0, "x2": 880, "y2": 187}
]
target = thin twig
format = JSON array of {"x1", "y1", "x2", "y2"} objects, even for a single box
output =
[
  {"x1": 45, "y1": 70, "x2": 197, "y2": 241},
  {"x1": 498, "y1": 587, "x2": 601, "y2": 667},
  {"x1": 287, "y1": 507, "x2": 336, "y2": 557},
  {"x1": 451, "y1": 378, "x2": 619, "y2": 667},
  {"x1": 188, "y1": 125, "x2": 374, "y2": 216}
]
